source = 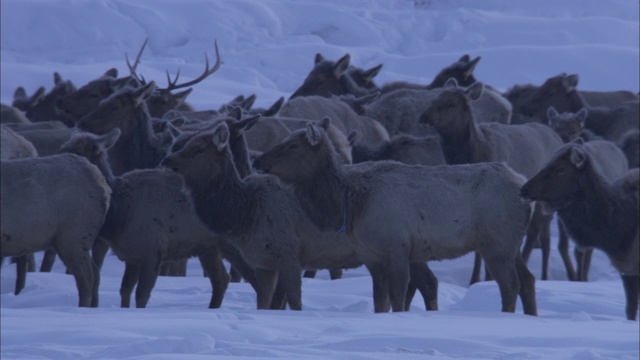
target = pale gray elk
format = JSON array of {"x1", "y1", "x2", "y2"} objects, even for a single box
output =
[
  {"x1": 0, "y1": 125, "x2": 38, "y2": 295},
  {"x1": 419, "y1": 82, "x2": 564, "y2": 283},
  {"x1": 1, "y1": 103, "x2": 31, "y2": 124},
  {"x1": 363, "y1": 79, "x2": 511, "y2": 137},
  {"x1": 1, "y1": 153, "x2": 111, "y2": 307},
  {"x1": 253, "y1": 118, "x2": 537, "y2": 315},
  {"x1": 520, "y1": 141, "x2": 639, "y2": 320},
  {"x1": 618, "y1": 129, "x2": 639, "y2": 169},
  {"x1": 1, "y1": 125, "x2": 37, "y2": 160},
  {"x1": 278, "y1": 95, "x2": 390, "y2": 147}
]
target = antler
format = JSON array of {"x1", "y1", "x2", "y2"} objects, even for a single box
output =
[
  {"x1": 126, "y1": 38, "x2": 149, "y2": 84},
  {"x1": 163, "y1": 40, "x2": 222, "y2": 91}
]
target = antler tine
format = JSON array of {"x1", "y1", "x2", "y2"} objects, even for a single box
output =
[
  {"x1": 126, "y1": 37, "x2": 149, "y2": 84},
  {"x1": 163, "y1": 40, "x2": 223, "y2": 91}
]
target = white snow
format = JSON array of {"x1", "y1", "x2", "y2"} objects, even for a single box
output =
[{"x1": 1, "y1": 0, "x2": 638, "y2": 359}]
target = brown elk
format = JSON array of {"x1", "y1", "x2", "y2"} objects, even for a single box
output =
[
  {"x1": 520, "y1": 141, "x2": 639, "y2": 320},
  {"x1": 509, "y1": 73, "x2": 639, "y2": 142},
  {"x1": 126, "y1": 38, "x2": 222, "y2": 118}
]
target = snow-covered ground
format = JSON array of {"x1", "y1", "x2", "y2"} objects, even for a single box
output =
[{"x1": 1, "y1": 1, "x2": 638, "y2": 359}]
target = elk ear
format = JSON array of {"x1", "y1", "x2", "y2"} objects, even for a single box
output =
[
  {"x1": 458, "y1": 54, "x2": 471, "y2": 63},
  {"x1": 228, "y1": 106, "x2": 243, "y2": 120},
  {"x1": 317, "y1": 116, "x2": 331, "y2": 130},
  {"x1": 241, "y1": 94, "x2": 257, "y2": 110},
  {"x1": 333, "y1": 54, "x2": 351, "y2": 79},
  {"x1": 33, "y1": 87, "x2": 46, "y2": 101},
  {"x1": 356, "y1": 92, "x2": 380, "y2": 106},
  {"x1": 362, "y1": 64, "x2": 383, "y2": 81},
  {"x1": 263, "y1": 97, "x2": 284, "y2": 117},
  {"x1": 54, "y1": 72, "x2": 63, "y2": 85},
  {"x1": 576, "y1": 107, "x2": 588, "y2": 125},
  {"x1": 237, "y1": 114, "x2": 261, "y2": 133},
  {"x1": 98, "y1": 128, "x2": 122, "y2": 151},
  {"x1": 347, "y1": 130, "x2": 360, "y2": 146},
  {"x1": 103, "y1": 68, "x2": 119, "y2": 79},
  {"x1": 443, "y1": 78, "x2": 458, "y2": 89},
  {"x1": 66, "y1": 80, "x2": 78, "y2": 92},
  {"x1": 211, "y1": 123, "x2": 230, "y2": 152},
  {"x1": 569, "y1": 145, "x2": 587, "y2": 168},
  {"x1": 134, "y1": 81, "x2": 156, "y2": 106},
  {"x1": 463, "y1": 56, "x2": 481, "y2": 78},
  {"x1": 13, "y1": 87, "x2": 28, "y2": 101},
  {"x1": 305, "y1": 122, "x2": 322, "y2": 146},
  {"x1": 562, "y1": 74, "x2": 579, "y2": 93},
  {"x1": 173, "y1": 89, "x2": 193, "y2": 107},
  {"x1": 465, "y1": 82, "x2": 484, "y2": 101},
  {"x1": 546, "y1": 106, "x2": 560, "y2": 122},
  {"x1": 315, "y1": 53, "x2": 325, "y2": 64}
]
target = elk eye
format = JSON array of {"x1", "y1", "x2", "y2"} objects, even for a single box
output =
[{"x1": 287, "y1": 143, "x2": 299, "y2": 151}]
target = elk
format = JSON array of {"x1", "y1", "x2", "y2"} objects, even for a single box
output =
[
  {"x1": 419, "y1": 81, "x2": 564, "y2": 283},
  {"x1": 520, "y1": 141, "x2": 639, "y2": 320},
  {"x1": 1, "y1": 153, "x2": 111, "y2": 307},
  {"x1": 253, "y1": 117, "x2": 537, "y2": 315},
  {"x1": 0, "y1": 125, "x2": 38, "y2": 295},
  {"x1": 60, "y1": 121, "x2": 258, "y2": 309},
  {"x1": 13, "y1": 72, "x2": 77, "y2": 126},
  {"x1": 348, "y1": 131, "x2": 446, "y2": 166},
  {"x1": 126, "y1": 38, "x2": 222, "y2": 118},
  {"x1": 509, "y1": 73, "x2": 639, "y2": 141},
  {"x1": 55, "y1": 68, "x2": 131, "y2": 123},
  {"x1": 76, "y1": 82, "x2": 168, "y2": 176}
]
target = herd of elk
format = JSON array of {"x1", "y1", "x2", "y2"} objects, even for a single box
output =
[{"x1": 1, "y1": 39, "x2": 638, "y2": 320}]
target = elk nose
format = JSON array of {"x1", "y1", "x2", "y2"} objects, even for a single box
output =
[
  {"x1": 519, "y1": 187, "x2": 535, "y2": 201},
  {"x1": 252, "y1": 157, "x2": 267, "y2": 173}
]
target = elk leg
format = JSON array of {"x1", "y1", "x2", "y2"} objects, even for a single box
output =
[
  {"x1": 407, "y1": 261, "x2": 438, "y2": 311},
  {"x1": 329, "y1": 269, "x2": 343, "y2": 280},
  {"x1": 56, "y1": 243, "x2": 95, "y2": 307},
  {"x1": 198, "y1": 246, "x2": 230, "y2": 309},
  {"x1": 135, "y1": 259, "x2": 161, "y2": 308},
  {"x1": 302, "y1": 270, "x2": 317, "y2": 278},
  {"x1": 557, "y1": 219, "x2": 577, "y2": 281},
  {"x1": 254, "y1": 268, "x2": 278, "y2": 310},
  {"x1": 40, "y1": 248, "x2": 57, "y2": 272},
  {"x1": 483, "y1": 254, "x2": 519, "y2": 313},
  {"x1": 120, "y1": 263, "x2": 140, "y2": 308},
  {"x1": 366, "y1": 263, "x2": 390, "y2": 313},
  {"x1": 621, "y1": 274, "x2": 639, "y2": 321},
  {"x1": 469, "y1": 252, "x2": 483, "y2": 285},
  {"x1": 13, "y1": 255, "x2": 28, "y2": 295},
  {"x1": 515, "y1": 253, "x2": 537, "y2": 316}
]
